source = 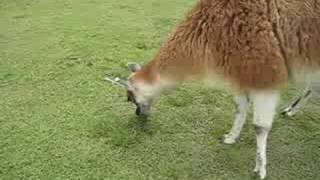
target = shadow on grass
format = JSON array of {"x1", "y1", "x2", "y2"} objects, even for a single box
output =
[{"x1": 92, "y1": 115, "x2": 158, "y2": 148}]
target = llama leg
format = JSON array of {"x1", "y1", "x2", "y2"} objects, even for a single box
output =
[
  {"x1": 222, "y1": 94, "x2": 250, "y2": 144},
  {"x1": 282, "y1": 89, "x2": 312, "y2": 117},
  {"x1": 251, "y1": 91, "x2": 279, "y2": 179}
]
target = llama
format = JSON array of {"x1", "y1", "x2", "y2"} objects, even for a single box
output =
[{"x1": 106, "y1": 0, "x2": 320, "y2": 179}]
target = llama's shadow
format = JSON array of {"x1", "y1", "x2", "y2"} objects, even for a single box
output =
[
  {"x1": 126, "y1": 116, "x2": 155, "y2": 135},
  {"x1": 92, "y1": 115, "x2": 157, "y2": 148}
]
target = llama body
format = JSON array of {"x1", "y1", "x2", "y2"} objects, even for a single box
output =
[
  {"x1": 136, "y1": 0, "x2": 320, "y2": 89},
  {"x1": 123, "y1": 0, "x2": 320, "y2": 179}
]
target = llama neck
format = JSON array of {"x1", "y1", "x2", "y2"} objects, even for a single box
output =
[
  {"x1": 150, "y1": 44, "x2": 209, "y2": 82},
  {"x1": 136, "y1": 52, "x2": 184, "y2": 91}
]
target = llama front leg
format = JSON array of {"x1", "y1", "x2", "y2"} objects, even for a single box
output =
[
  {"x1": 251, "y1": 91, "x2": 279, "y2": 179},
  {"x1": 222, "y1": 94, "x2": 250, "y2": 144}
]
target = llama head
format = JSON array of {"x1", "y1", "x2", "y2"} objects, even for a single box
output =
[
  {"x1": 126, "y1": 62, "x2": 159, "y2": 117},
  {"x1": 105, "y1": 63, "x2": 160, "y2": 117}
]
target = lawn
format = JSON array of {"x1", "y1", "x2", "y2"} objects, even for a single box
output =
[{"x1": 0, "y1": 0, "x2": 319, "y2": 179}]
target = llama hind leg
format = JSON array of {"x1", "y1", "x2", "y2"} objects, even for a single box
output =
[
  {"x1": 222, "y1": 94, "x2": 250, "y2": 144},
  {"x1": 251, "y1": 91, "x2": 279, "y2": 179},
  {"x1": 282, "y1": 89, "x2": 312, "y2": 117}
]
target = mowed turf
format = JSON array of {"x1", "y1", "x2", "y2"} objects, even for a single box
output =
[{"x1": 0, "y1": 0, "x2": 319, "y2": 179}]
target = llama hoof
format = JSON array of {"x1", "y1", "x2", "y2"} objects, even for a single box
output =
[
  {"x1": 281, "y1": 107, "x2": 295, "y2": 117},
  {"x1": 253, "y1": 165, "x2": 266, "y2": 179},
  {"x1": 253, "y1": 165, "x2": 259, "y2": 174},
  {"x1": 219, "y1": 134, "x2": 237, "y2": 144},
  {"x1": 259, "y1": 168, "x2": 266, "y2": 179}
]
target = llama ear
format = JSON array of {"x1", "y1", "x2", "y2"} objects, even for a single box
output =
[{"x1": 127, "y1": 62, "x2": 141, "y2": 72}]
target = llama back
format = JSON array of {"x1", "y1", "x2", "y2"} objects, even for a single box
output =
[
  {"x1": 146, "y1": 0, "x2": 320, "y2": 90},
  {"x1": 153, "y1": 0, "x2": 289, "y2": 90}
]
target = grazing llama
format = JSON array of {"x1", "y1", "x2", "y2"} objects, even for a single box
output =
[{"x1": 106, "y1": 0, "x2": 320, "y2": 179}]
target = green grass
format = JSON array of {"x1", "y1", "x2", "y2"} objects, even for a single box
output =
[{"x1": 0, "y1": 0, "x2": 319, "y2": 179}]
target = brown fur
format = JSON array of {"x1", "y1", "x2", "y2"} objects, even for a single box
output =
[{"x1": 133, "y1": 0, "x2": 320, "y2": 90}]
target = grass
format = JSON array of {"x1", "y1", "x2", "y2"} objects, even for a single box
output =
[{"x1": 0, "y1": 0, "x2": 319, "y2": 179}]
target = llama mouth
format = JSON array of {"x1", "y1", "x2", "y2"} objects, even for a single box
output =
[{"x1": 135, "y1": 104, "x2": 150, "y2": 117}]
